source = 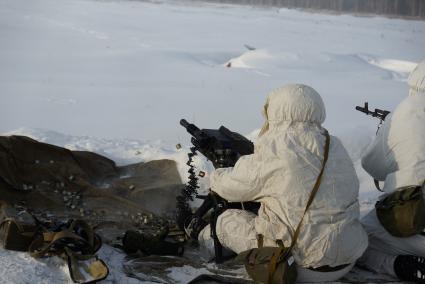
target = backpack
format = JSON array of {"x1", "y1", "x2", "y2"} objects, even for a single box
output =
[{"x1": 375, "y1": 181, "x2": 425, "y2": 238}]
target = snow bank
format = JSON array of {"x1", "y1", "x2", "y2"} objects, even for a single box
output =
[
  {"x1": 357, "y1": 54, "x2": 418, "y2": 82},
  {"x1": 224, "y1": 49, "x2": 274, "y2": 69}
]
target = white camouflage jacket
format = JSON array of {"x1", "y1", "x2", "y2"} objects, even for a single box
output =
[{"x1": 211, "y1": 84, "x2": 368, "y2": 268}]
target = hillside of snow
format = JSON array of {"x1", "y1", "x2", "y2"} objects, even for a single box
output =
[
  {"x1": 1, "y1": 0, "x2": 424, "y2": 283},
  {"x1": 1, "y1": 0, "x2": 424, "y2": 144}
]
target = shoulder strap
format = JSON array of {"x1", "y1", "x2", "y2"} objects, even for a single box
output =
[{"x1": 290, "y1": 130, "x2": 330, "y2": 249}]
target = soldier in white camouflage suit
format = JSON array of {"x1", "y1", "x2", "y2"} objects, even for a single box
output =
[
  {"x1": 198, "y1": 84, "x2": 368, "y2": 282},
  {"x1": 358, "y1": 61, "x2": 425, "y2": 284}
]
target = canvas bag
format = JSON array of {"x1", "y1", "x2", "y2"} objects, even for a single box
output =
[
  {"x1": 375, "y1": 181, "x2": 425, "y2": 238},
  {"x1": 0, "y1": 204, "x2": 39, "y2": 251},
  {"x1": 236, "y1": 130, "x2": 330, "y2": 284}
]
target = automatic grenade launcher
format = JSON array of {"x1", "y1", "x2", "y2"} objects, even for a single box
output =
[
  {"x1": 179, "y1": 119, "x2": 254, "y2": 169},
  {"x1": 176, "y1": 120, "x2": 256, "y2": 263}
]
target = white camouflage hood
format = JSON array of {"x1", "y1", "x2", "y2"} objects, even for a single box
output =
[{"x1": 259, "y1": 84, "x2": 326, "y2": 136}]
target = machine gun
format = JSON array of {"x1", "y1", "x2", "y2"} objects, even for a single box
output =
[
  {"x1": 179, "y1": 119, "x2": 254, "y2": 168},
  {"x1": 176, "y1": 119, "x2": 256, "y2": 263},
  {"x1": 355, "y1": 102, "x2": 390, "y2": 121}
]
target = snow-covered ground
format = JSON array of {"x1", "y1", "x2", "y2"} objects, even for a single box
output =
[
  {"x1": 1, "y1": 0, "x2": 425, "y2": 282},
  {"x1": 1, "y1": 0, "x2": 425, "y2": 143}
]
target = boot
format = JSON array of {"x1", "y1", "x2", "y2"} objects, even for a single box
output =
[
  {"x1": 394, "y1": 255, "x2": 425, "y2": 283},
  {"x1": 184, "y1": 215, "x2": 207, "y2": 240}
]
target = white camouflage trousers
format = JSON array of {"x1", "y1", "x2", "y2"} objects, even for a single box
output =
[
  {"x1": 198, "y1": 209, "x2": 354, "y2": 283},
  {"x1": 358, "y1": 209, "x2": 425, "y2": 277}
]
